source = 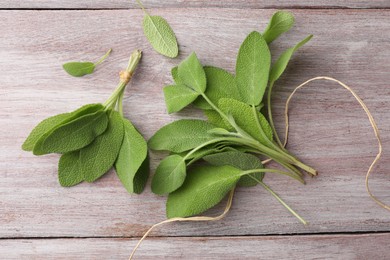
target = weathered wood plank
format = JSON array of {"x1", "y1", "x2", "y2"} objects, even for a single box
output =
[
  {"x1": 1, "y1": 9, "x2": 390, "y2": 238},
  {"x1": 1, "y1": 233, "x2": 389, "y2": 259},
  {"x1": 1, "y1": 0, "x2": 389, "y2": 9}
]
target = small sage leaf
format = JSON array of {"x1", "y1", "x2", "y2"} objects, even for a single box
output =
[
  {"x1": 263, "y1": 11, "x2": 295, "y2": 44},
  {"x1": 82, "y1": 111, "x2": 124, "y2": 182},
  {"x1": 143, "y1": 15, "x2": 178, "y2": 58},
  {"x1": 193, "y1": 66, "x2": 242, "y2": 110},
  {"x1": 166, "y1": 165, "x2": 242, "y2": 218},
  {"x1": 269, "y1": 35, "x2": 313, "y2": 83},
  {"x1": 151, "y1": 154, "x2": 186, "y2": 195},
  {"x1": 32, "y1": 104, "x2": 107, "y2": 155},
  {"x1": 207, "y1": 128, "x2": 232, "y2": 136},
  {"x1": 62, "y1": 49, "x2": 111, "y2": 77},
  {"x1": 203, "y1": 151, "x2": 264, "y2": 187},
  {"x1": 58, "y1": 151, "x2": 83, "y2": 187},
  {"x1": 163, "y1": 84, "x2": 199, "y2": 113},
  {"x1": 22, "y1": 113, "x2": 70, "y2": 151},
  {"x1": 149, "y1": 119, "x2": 215, "y2": 153},
  {"x1": 171, "y1": 66, "x2": 184, "y2": 85},
  {"x1": 115, "y1": 118, "x2": 149, "y2": 194},
  {"x1": 235, "y1": 31, "x2": 271, "y2": 106},
  {"x1": 178, "y1": 52, "x2": 206, "y2": 93}
]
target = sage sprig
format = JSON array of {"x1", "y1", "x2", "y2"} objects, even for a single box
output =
[
  {"x1": 149, "y1": 11, "x2": 314, "y2": 223},
  {"x1": 62, "y1": 48, "x2": 112, "y2": 77},
  {"x1": 23, "y1": 50, "x2": 149, "y2": 194}
]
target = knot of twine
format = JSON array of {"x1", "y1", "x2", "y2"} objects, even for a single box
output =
[{"x1": 120, "y1": 70, "x2": 132, "y2": 84}]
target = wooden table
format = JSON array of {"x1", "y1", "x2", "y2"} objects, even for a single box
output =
[{"x1": 1, "y1": 1, "x2": 390, "y2": 259}]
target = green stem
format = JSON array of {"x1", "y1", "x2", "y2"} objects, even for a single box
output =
[
  {"x1": 94, "y1": 48, "x2": 112, "y2": 66},
  {"x1": 267, "y1": 81, "x2": 284, "y2": 148},
  {"x1": 243, "y1": 169, "x2": 303, "y2": 184},
  {"x1": 135, "y1": 0, "x2": 149, "y2": 15},
  {"x1": 249, "y1": 177, "x2": 307, "y2": 225}
]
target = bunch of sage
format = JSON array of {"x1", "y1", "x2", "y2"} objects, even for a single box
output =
[
  {"x1": 149, "y1": 11, "x2": 314, "y2": 222},
  {"x1": 22, "y1": 50, "x2": 149, "y2": 194}
]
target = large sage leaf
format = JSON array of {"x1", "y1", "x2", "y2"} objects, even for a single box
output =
[
  {"x1": 151, "y1": 154, "x2": 186, "y2": 194},
  {"x1": 235, "y1": 31, "x2": 271, "y2": 106},
  {"x1": 177, "y1": 52, "x2": 206, "y2": 93},
  {"x1": 219, "y1": 98, "x2": 273, "y2": 144},
  {"x1": 203, "y1": 151, "x2": 264, "y2": 187},
  {"x1": 193, "y1": 66, "x2": 242, "y2": 110},
  {"x1": 143, "y1": 15, "x2": 178, "y2": 58},
  {"x1": 82, "y1": 111, "x2": 124, "y2": 182},
  {"x1": 163, "y1": 84, "x2": 199, "y2": 113},
  {"x1": 269, "y1": 35, "x2": 313, "y2": 83},
  {"x1": 166, "y1": 165, "x2": 242, "y2": 218},
  {"x1": 58, "y1": 151, "x2": 83, "y2": 187},
  {"x1": 263, "y1": 11, "x2": 295, "y2": 44},
  {"x1": 149, "y1": 119, "x2": 215, "y2": 153},
  {"x1": 115, "y1": 118, "x2": 149, "y2": 194},
  {"x1": 33, "y1": 104, "x2": 107, "y2": 155}
]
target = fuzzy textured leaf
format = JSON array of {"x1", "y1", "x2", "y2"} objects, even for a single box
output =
[
  {"x1": 32, "y1": 104, "x2": 106, "y2": 155},
  {"x1": 171, "y1": 66, "x2": 184, "y2": 85},
  {"x1": 115, "y1": 118, "x2": 149, "y2": 194},
  {"x1": 63, "y1": 62, "x2": 95, "y2": 77},
  {"x1": 269, "y1": 35, "x2": 313, "y2": 83},
  {"x1": 219, "y1": 98, "x2": 273, "y2": 144},
  {"x1": 143, "y1": 15, "x2": 178, "y2": 58},
  {"x1": 235, "y1": 31, "x2": 271, "y2": 106},
  {"x1": 193, "y1": 66, "x2": 241, "y2": 109},
  {"x1": 151, "y1": 154, "x2": 186, "y2": 195},
  {"x1": 166, "y1": 165, "x2": 242, "y2": 218},
  {"x1": 82, "y1": 111, "x2": 124, "y2": 182},
  {"x1": 163, "y1": 84, "x2": 199, "y2": 113},
  {"x1": 263, "y1": 11, "x2": 295, "y2": 44},
  {"x1": 149, "y1": 119, "x2": 215, "y2": 153},
  {"x1": 203, "y1": 151, "x2": 264, "y2": 187},
  {"x1": 58, "y1": 151, "x2": 83, "y2": 187},
  {"x1": 204, "y1": 110, "x2": 233, "y2": 131},
  {"x1": 177, "y1": 52, "x2": 206, "y2": 93}
]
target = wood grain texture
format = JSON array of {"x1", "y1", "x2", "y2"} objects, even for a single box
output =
[
  {"x1": 1, "y1": 0, "x2": 390, "y2": 9},
  {"x1": 1, "y1": 233, "x2": 389, "y2": 259},
  {"x1": 1, "y1": 9, "x2": 390, "y2": 239}
]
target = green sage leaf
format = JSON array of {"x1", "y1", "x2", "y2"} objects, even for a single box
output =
[
  {"x1": 58, "y1": 151, "x2": 83, "y2": 187},
  {"x1": 193, "y1": 66, "x2": 241, "y2": 109},
  {"x1": 171, "y1": 66, "x2": 184, "y2": 85},
  {"x1": 219, "y1": 98, "x2": 273, "y2": 144},
  {"x1": 166, "y1": 165, "x2": 242, "y2": 218},
  {"x1": 263, "y1": 11, "x2": 295, "y2": 44},
  {"x1": 163, "y1": 84, "x2": 199, "y2": 113},
  {"x1": 204, "y1": 110, "x2": 233, "y2": 131},
  {"x1": 82, "y1": 111, "x2": 124, "y2": 182},
  {"x1": 269, "y1": 35, "x2": 313, "y2": 83},
  {"x1": 235, "y1": 31, "x2": 271, "y2": 106},
  {"x1": 203, "y1": 151, "x2": 264, "y2": 187},
  {"x1": 177, "y1": 52, "x2": 206, "y2": 93},
  {"x1": 33, "y1": 104, "x2": 107, "y2": 155},
  {"x1": 143, "y1": 15, "x2": 178, "y2": 58},
  {"x1": 149, "y1": 119, "x2": 215, "y2": 153},
  {"x1": 151, "y1": 154, "x2": 186, "y2": 195},
  {"x1": 115, "y1": 118, "x2": 149, "y2": 194},
  {"x1": 62, "y1": 49, "x2": 111, "y2": 77}
]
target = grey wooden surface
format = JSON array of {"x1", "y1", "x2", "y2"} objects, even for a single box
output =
[{"x1": 1, "y1": 4, "x2": 390, "y2": 260}]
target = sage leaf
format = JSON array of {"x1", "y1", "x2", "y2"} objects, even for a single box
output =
[
  {"x1": 203, "y1": 151, "x2": 264, "y2": 187},
  {"x1": 263, "y1": 11, "x2": 295, "y2": 44},
  {"x1": 115, "y1": 118, "x2": 149, "y2": 194},
  {"x1": 204, "y1": 110, "x2": 233, "y2": 131},
  {"x1": 151, "y1": 154, "x2": 186, "y2": 194},
  {"x1": 82, "y1": 111, "x2": 124, "y2": 182},
  {"x1": 269, "y1": 35, "x2": 313, "y2": 83},
  {"x1": 163, "y1": 84, "x2": 199, "y2": 113},
  {"x1": 219, "y1": 98, "x2": 273, "y2": 144},
  {"x1": 149, "y1": 119, "x2": 215, "y2": 153},
  {"x1": 235, "y1": 31, "x2": 271, "y2": 106},
  {"x1": 207, "y1": 128, "x2": 232, "y2": 136},
  {"x1": 62, "y1": 49, "x2": 112, "y2": 77},
  {"x1": 193, "y1": 66, "x2": 242, "y2": 109},
  {"x1": 166, "y1": 165, "x2": 242, "y2": 218},
  {"x1": 33, "y1": 104, "x2": 107, "y2": 155},
  {"x1": 22, "y1": 113, "x2": 70, "y2": 151},
  {"x1": 143, "y1": 15, "x2": 178, "y2": 58},
  {"x1": 171, "y1": 66, "x2": 184, "y2": 85},
  {"x1": 178, "y1": 52, "x2": 206, "y2": 93},
  {"x1": 58, "y1": 151, "x2": 83, "y2": 187}
]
